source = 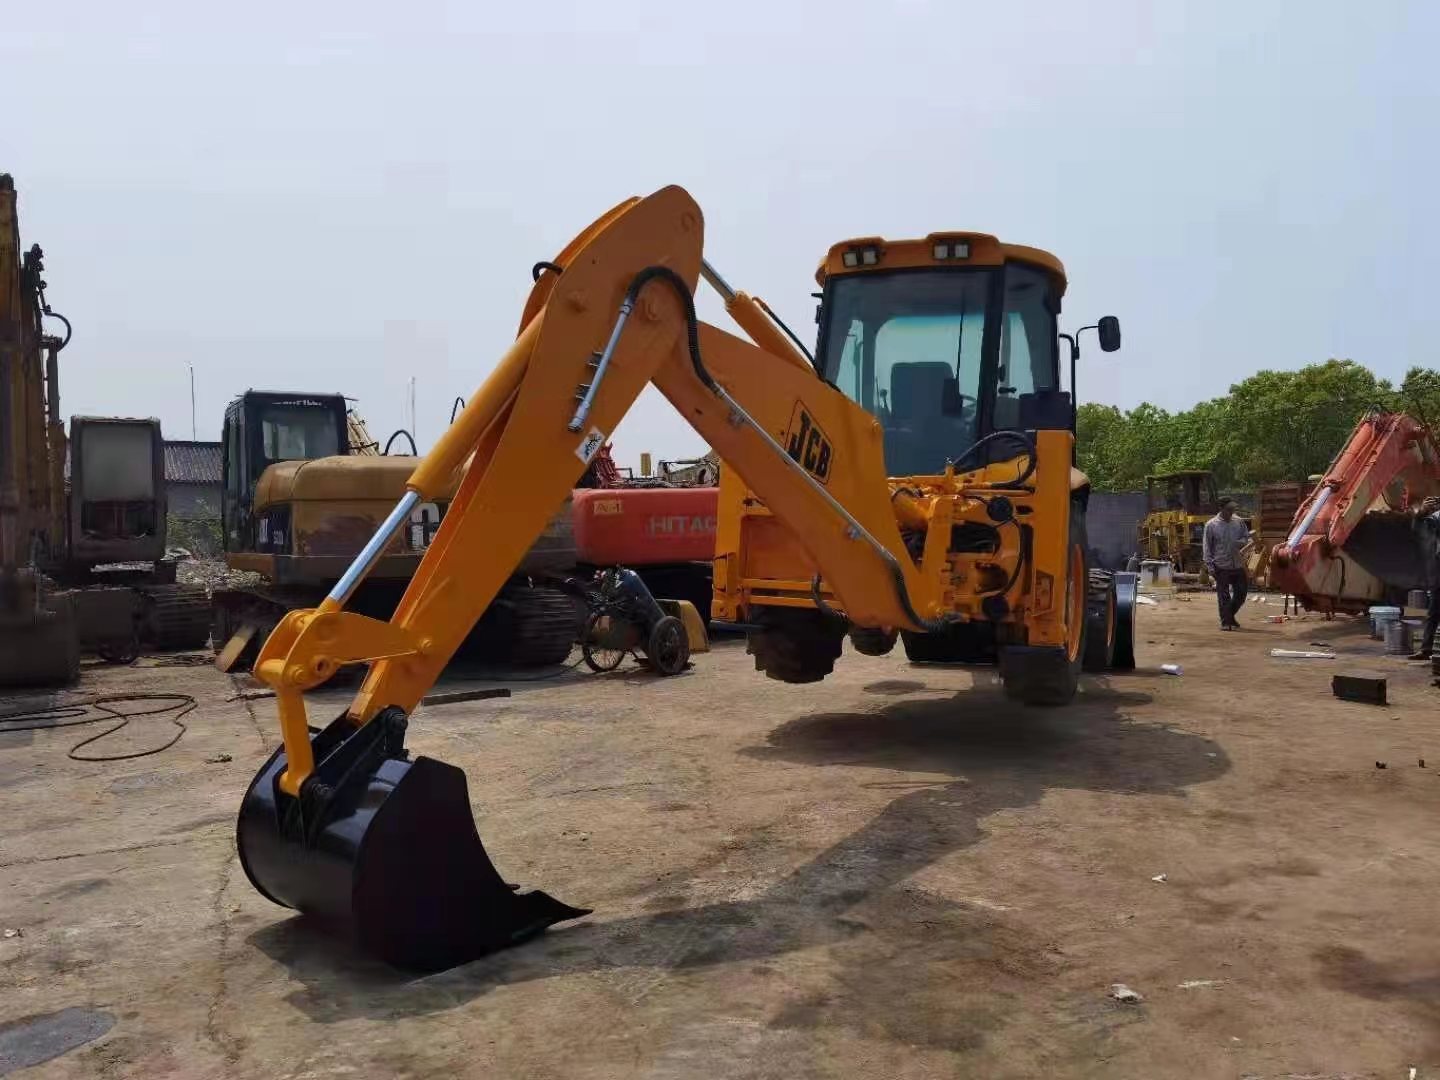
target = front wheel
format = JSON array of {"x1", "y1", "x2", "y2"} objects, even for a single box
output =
[
  {"x1": 1001, "y1": 506, "x2": 1087, "y2": 705},
  {"x1": 1083, "y1": 570, "x2": 1117, "y2": 672},
  {"x1": 645, "y1": 615, "x2": 690, "y2": 676}
]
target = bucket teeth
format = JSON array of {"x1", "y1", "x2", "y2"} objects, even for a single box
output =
[{"x1": 236, "y1": 709, "x2": 589, "y2": 971}]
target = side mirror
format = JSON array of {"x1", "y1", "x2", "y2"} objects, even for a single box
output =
[{"x1": 1097, "y1": 315, "x2": 1121, "y2": 352}]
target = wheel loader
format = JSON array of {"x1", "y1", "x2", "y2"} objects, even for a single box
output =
[
  {"x1": 1135, "y1": 470, "x2": 1219, "y2": 576},
  {"x1": 235, "y1": 186, "x2": 1136, "y2": 971}
]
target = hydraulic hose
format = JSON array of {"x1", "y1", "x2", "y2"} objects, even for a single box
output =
[
  {"x1": 755, "y1": 297, "x2": 815, "y2": 364},
  {"x1": 44, "y1": 310, "x2": 72, "y2": 350},
  {"x1": 977, "y1": 522, "x2": 1031, "y2": 597},
  {"x1": 622, "y1": 266, "x2": 718, "y2": 392},
  {"x1": 383, "y1": 429, "x2": 418, "y2": 456},
  {"x1": 810, "y1": 574, "x2": 846, "y2": 622},
  {"x1": 952, "y1": 429, "x2": 1038, "y2": 490}
]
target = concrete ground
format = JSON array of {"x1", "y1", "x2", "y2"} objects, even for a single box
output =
[{"x1": 3, "y1": 594, "x2": 1440, "y2": 1079}]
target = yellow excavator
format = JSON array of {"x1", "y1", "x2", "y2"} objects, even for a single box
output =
[{"x1": 235, "y1": 186, "x2": 1133, "y2": 971}]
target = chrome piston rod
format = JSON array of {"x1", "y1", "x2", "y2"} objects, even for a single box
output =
[{"x1": 326, "y1": 490, "x2": 421, "y2": 606}]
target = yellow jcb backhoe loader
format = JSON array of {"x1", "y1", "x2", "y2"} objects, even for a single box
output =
[{"x1": 236, "y1": 186, "x2": 1134, "y2": 971}]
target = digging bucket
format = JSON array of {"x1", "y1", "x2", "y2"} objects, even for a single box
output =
[{"x1": 236, "y1": 708, "x2": 589, "y2": 972}]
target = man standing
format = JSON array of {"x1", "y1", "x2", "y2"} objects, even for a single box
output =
[
  {"x1": 1204, "y1": 497, "x2": 1251, "y2": 630},
  {"x1": 1408, "y1": 495, "x2": 1440, "y2": 660}
]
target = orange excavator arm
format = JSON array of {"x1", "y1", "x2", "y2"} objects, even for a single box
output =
[{"x1": 1272, "y1": 411, "x2": 1440, "y2": 611}]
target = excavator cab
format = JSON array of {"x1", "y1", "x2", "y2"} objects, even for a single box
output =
[
  {"x1": 220, "y1": 391, "x2": 351, "y2": 555},
  {"x1": 236, "y1": 188, "x2": 1130, "y2": 971},
  {"x1": 815, "y1": 243, "x2": 1070, "y2": 476}
]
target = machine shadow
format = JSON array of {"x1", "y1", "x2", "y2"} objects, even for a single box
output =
[{"x1": 249, "y1": 679, "x2": 1229, "y2": 1022}]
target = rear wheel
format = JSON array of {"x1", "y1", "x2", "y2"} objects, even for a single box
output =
[
  {"x1": 747, "y1": 608, "x2": 846, "y2": 684},
  {"x1": 1082, "y1": 570, "x2": 1117, "y2": 672},
  {"x1": 1001, "y1": 506, "x2": 1087, "y2": 705},
  {"x1": 581, "y1": 612, "x2": 631, "y2": 672},
  {"x1": 1111, "y1": 571, "x2": 1138, "y2": 670},
  {"x1": 850, "y1": 626, "x2": 899, "y2": 656},
  {"x1": 901, "y1": 629, "x2": 964, "y2": 662}
]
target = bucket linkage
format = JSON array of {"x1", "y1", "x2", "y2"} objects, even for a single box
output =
[{"x1": 236, "y1": 707, "x2": 589, "y2": 972}]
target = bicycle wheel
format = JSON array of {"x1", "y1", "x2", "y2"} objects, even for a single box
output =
[{"x1": 581, "y1": 611, "x2": 630, "y2": 672}]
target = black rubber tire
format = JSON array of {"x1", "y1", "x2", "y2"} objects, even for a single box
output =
[
  {"x1": 901, "y1": 629, "x2": 964, "y2": 663},
  {"x1": 850, "y1": 626, "x2": 899, "y2": 656},
  {"x1": 1001, "y1": 506, "x2": 1087, "y2": 705},
  {"x1": 1111, "y1": 571, "x2": 1138, "y2": 671},
  {"x1": 645, "y1": 615, "x2": 690, "y2": 676},
  {"x1": 505, "y1": 584, "x2": 582, "y2": 667},
  {"x1": 468, "y1": 581, "x2": 581, "y2": 667},
  {"x1": 747, "y1": 609, "x2": 846, "y2": 684},
  {"x1": 581, "y1": 612, "x2": 631, "y2": 672},
  {"x1": 1083, "y1": 570, "x2": 1117, "y2": 672}
]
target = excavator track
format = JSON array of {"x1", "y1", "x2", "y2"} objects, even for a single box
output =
[
  {"x1": 463, "y1": 581, "x2": 581, "y2": 667},
  {"x1": 140, "y1": 583, "x2": 212, "y2": 650}
]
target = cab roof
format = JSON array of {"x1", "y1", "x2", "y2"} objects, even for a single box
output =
[{"x1": 816, "y1": 232, "x2": 1067, "y2": 293}]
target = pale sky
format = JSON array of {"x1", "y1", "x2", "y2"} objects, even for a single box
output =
[{"x1": 5, "y1": 1, "x2": 1435, "y2": 469}]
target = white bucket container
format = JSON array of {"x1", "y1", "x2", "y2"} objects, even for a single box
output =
[
  {"x1": 1139, "y1": 560, "x2": 1173, "y2": 589},
  {"x1": 1370, "y1": 605, "x2": 1402, "y2": 640},
  {"x1": 1384, "y1": 619, "x2": 1413, "y2": 655}
]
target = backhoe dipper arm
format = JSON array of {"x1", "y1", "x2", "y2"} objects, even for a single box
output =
[{"x1": 253, "y1": 186, "x2": 952, "y2": 796}]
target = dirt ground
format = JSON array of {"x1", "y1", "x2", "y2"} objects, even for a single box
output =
[{"x1": 3, "y1": 593, "x2": 1440, "y2": 1079}]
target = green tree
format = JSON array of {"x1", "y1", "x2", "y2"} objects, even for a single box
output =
[{"x1": 1076, "y1": 359, "x2": 1435, "y2": 492}]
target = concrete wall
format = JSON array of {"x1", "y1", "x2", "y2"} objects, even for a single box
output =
[
  {"x1": 168, "y1": 483, "x2": 220, "y2": 520},
  {"x1": 1085, "y1": 490, "x2": 1260, "y2": 569},
  {"x1": 1086, "y1": 492, "x2": 1149, "y2": 569}
]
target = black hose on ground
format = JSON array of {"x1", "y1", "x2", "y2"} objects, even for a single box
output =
[{"x1": 0, "y1": 693, "x2": 196, "y2": 761}]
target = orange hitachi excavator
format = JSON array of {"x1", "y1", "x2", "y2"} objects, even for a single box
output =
[
  {"x1": 235, "y1": 186, "x2": 1132, "y2": 971},
  {"x1": 1270, "y1": 411, "x2": 1440, "y2": 614}
]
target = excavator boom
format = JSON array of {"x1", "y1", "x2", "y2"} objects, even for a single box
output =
[{"x1": 1271, "y1": 411, "x2": 1440, "y2": 612}]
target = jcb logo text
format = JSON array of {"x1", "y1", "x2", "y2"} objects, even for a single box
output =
[{"x1": 785, "y1": 403, "x2": 833, "y2": 484}]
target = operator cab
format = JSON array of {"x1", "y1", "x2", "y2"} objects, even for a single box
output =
[
  {"x1": 220, "y1": 391, "x2": 350, "y2": 552},
  {"x1": 1146, "y1": 471, "x2": 1219, "y2": 516},
  {"x1": 813, "y1": 233, "x2": 1117, "y2": 476}
]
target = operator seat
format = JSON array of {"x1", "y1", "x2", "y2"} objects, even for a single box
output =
[{"x1": 885, "y1": 361, "x2": 971, "y2": 476}]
